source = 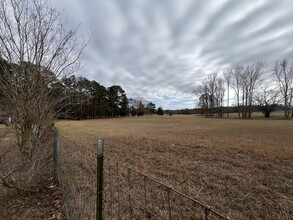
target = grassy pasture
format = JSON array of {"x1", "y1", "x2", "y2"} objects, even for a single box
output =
[{"x1": 56, "y1": 115, "x2": 293, "y2": 219}]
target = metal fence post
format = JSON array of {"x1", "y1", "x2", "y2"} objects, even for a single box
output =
[
  {"x1": 204, "y1": 206, "x2": 210, "y2": 220},
  {"x1": 97, "y1": 139, "x2": 104, "y2": 220},
  {"x1": 128, "y1": 168, "x2": 133, "y2": 219},
  {"x1": 167, "y1": 187, "x2": 172, "y2": 220},
  {"x1": 143, "y1": 176, "x2": 148, "y2": 219},
  {"x1": 53, "y1": 129, "x2": 59, "y2": 184}
]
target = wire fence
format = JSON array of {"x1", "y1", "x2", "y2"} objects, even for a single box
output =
[
  {"x1": 103, "y1": 156, "x2": 230, "y2": 220},
  {"x1": 55, "y1": 132, "x2": 97, "y2": 219},
  {"x1": 54, "y1": 132, "x2": 230, "y2": 220}
]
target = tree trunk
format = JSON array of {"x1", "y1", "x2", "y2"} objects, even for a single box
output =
[
  {"x1": 237, "y1": 93, "x2": 240, "y2": 118},
  {"x1": 265, "y1": 111, "x2": 270, "y2": 118},
  {"x1": 227, "y1": 85, "x2": 230, "y2": 118}
]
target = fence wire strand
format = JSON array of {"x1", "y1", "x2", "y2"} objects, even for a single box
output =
[{"x1": 103, "y1": 155, "x2": 230, "y2": 220}]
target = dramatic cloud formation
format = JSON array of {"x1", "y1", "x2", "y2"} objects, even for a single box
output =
[{"x1": 52, "y1": 0, "x2": 293, "y2": 109}]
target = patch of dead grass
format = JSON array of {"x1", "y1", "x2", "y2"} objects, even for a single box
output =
[
  {"x1": 0, "y1": 125, "x2": 66, "y2": 220},
  {"x1": 57, "y1": 116, "x2": 293, "y2": 219}
]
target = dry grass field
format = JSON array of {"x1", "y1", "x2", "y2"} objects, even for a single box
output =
[{"x1": 56, "y1": 115, "x2": 293, "y2": 219}]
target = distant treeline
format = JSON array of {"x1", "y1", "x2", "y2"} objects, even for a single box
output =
[
  {"x1": 0, "y1": 60, "x2": 164, "y2": 120},
  {"x1": 194, "y1": 60, "x2": 293, "y2": 118},
  {"x1": 56, "y1": 75, "x2": 129, "y2": 119},
  {"x1": 165, "y1": 109, "x2": 196, "y2": 115},
  {"x1": 56, "y1": 76, "x2": 166, "y2": 119},
  {"x1": 165, "y1": 105, "x2": 284, "y2": 116}
]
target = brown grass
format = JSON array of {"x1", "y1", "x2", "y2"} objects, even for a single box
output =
[
  {"x1": 0, "y1": 125, "x2": 66, "y2": 220},
  {"x1": 56, "y1": 115, "x2": 293, "y2": 219}
]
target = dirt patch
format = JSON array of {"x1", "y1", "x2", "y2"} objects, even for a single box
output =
[{"x1": 0, "y1": 160, "x2": 66, "y2": 220}]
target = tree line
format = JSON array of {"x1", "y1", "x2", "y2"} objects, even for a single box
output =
[
  {"x1": 0, "y1": 64, "x2": 165, "y2": 120},
  {"x1": 194, "y1": 60, "x2": 293, "y2": 119},
  {"x1": 56, "y1": 75, "x2": 129, "y2": 119},
  {"x1": 54, "y1": 77, "x2": 164, "y2": 119}
]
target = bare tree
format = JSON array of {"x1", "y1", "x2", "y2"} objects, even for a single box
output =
[
  {"x1": 273, "y1": 59, "x2": 293, "y2": 118},
  {"x1": 289, "y1": 88, "x2": 293, "y2": 118},
  {"x1": 240, "y1": 66, "x2": 249, "y2": 118},
  {"x1": 226, "y1": 62, "x2": 264, "y2": 119},
  {"x1": 194, "y1": 73, "x2": 225, "y2": 118},
  {"x1": 129, "y1": 97, "x2": 149, "y2": 116},
  {"x1": 255, "y1": 87, "x2": 280, "y2": 118},
  {"x1": 230, "y1": 65, "x2": 245, "y2": 118},
  {"x1": 215, "y1": 77, "x2": 226, "y2": 117},
  {"x1": 224, "y1": 71, "x2": 232, "y2": 118},
  {"x1": 0, "y1": 0, "x2": 86, "y2": 192},
  {"x1": 207, "y1": 72, "x2": 217, "y2": 116},
  {"x1": 244, "y1": 61, "x2": 265, "y2": 118},
  {"x1": 194, "y1": 82, "x2": 210, "y2": 117}
]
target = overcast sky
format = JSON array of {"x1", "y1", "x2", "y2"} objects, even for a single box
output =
[{"x1": 52, "y1": 0, "x2": 293, "y2": 110}]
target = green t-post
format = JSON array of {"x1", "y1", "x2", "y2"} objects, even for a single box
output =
[{"x1": 97, "y1": 139, "x2": 104, "y2": 220}]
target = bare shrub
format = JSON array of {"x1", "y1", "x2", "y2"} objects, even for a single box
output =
[
  {"x1": 0, "y1": 0, "x2": 86, "y2": 193},
  {"x1": 0, "y1": 125, "x2": 52, "y2": 193}
]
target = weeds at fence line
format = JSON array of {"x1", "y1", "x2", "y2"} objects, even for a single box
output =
[
  {"x1": 55, "y1": 134, "x2": 230, "y2": 219},
  {"x1": 57, "y1": 134, "x2": 97, "y2": 219}
]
